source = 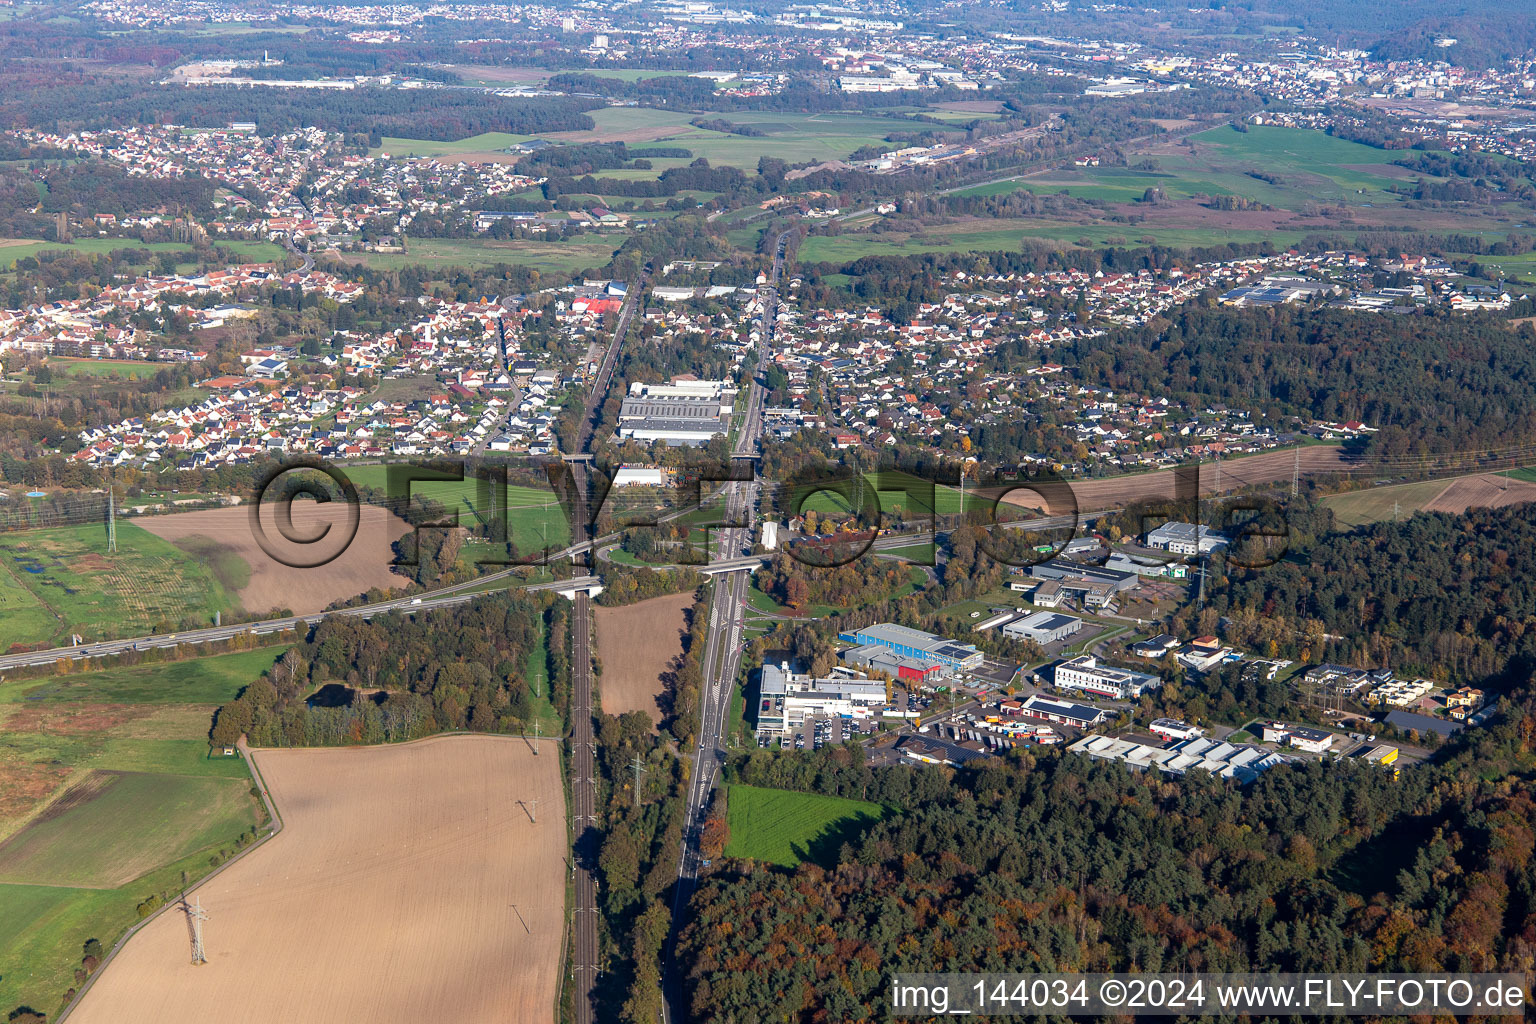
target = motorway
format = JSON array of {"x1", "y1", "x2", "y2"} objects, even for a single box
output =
[{"x1": 661, "y1": 228, "x2": 791, "y2": 1022}]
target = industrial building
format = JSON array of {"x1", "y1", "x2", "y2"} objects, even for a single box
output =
[
  {"x1": 756, "y1": 663, "x2": 888, "y2": 743},
  {"x1": 1068, "y1": 733, "x2": 1292, "y2": 784},
  {"x1": 1053, "y1": 654, "x2": 1162, "y2": 700},
  {"x1": 1019, "y1": 693, "x2": 1110, "y2": 728},
  {"x1": 1259, "y1": 721, "x2": 1335, "y2": 753},
  {"x1": 1144, "y1": 522, "x2": 1228, "y2": 556},
  {"x1": 615, "y1": 379, "x2": 736, "y2": 446},
  {"x1": 1001, "y1": 611, "x2": 1083, "y2": 645},
  {"x1": 1218, "y1": 275, "x2": 1337, "y2": 307},
  {"x1": 837, "y1": 622, "x2": 984, "y2": 674},
  {"x1": 839, "y1": 643, "x2": 946, "y2": 683}
]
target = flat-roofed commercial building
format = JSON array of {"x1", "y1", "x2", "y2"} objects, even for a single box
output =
[
  {"x1": 616, "y1": 379, "x2": 736, "y2": 446},
  {"x1": 1054, "y1": 654, "x2": 1161, "y2": 700},
  {"x1": 756, "y1": 663, "x2": 889, "y2": 742},
  {"x1": 1001, "y1": 611, "x2": 1083, "y2": 645},
  {"x1": 838, "y1": 622, "x2": 984, "y2": 674}
]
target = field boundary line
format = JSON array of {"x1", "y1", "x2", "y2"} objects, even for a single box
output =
[
  {"x1": 54, "y1": 740, "x2": 280, "y2": 1024},
  {"x1": 53, "y1": 730, "x2": 565, "y2": 1022}
]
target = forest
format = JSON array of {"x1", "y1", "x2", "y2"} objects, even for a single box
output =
[
  {"x1": 1212, "y1": 503, "x2": 1536, "y2": 689},
  {"x1": 1068, "y1": 306, "x2": 1536, "y2": 460},
  {"x1": 678, "y1": 694, "x2": 1536, "y2": 1021},
  {"x1": 207, "y1": 591, "x2": 565, "y2": 747}
]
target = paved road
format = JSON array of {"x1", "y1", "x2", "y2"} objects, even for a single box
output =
[
  {"x1": 661, "y1": 228, "x2": 793, "y2": 1022},
  {"x1": 569, "y1": 591, "x2": 600, "y2": 1024}
]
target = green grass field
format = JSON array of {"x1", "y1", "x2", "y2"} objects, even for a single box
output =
[
  {"x1": 544, "y1": 107, "x2": 910, "y2": 169},
  {"x1": 1319, "y1": 478, "x2": 1455, "y2": 527},
  {"x1": 44, "y1": 358, "x2": 168, "y2": 380},
  {"x1": 0, "y1": 771, "x2": 259, "y2": 888},
  {"x1": 799, "y1": 218, "x2": 1319, "y2": 263},
  {"x1": 829, "y1": 125, "x2": 1499, "y2": 263},
  {"x1": 0, "y1": 522, "x2": 242, "y2": 648},
  {"x1": 724, "y1": 784, "x2": 885, "y2": 867},
  {"x1": 793, "y1": 470, "x2": 992, "y2": 518},
  {"x1": 342, "y1": 463, "x2": 572, "y2": 550},
  {"x1": 880, "y1": 541, "x2": 938, "y2": 562},
  {"x1": 0, "y1": 643, "x2": 273, "y2": 1014},
  {"x1": 370, "y1": 131, "x2": 535, "y2": 157},
  {"x1": 0, "y1": 237, "x2": 283, "y2": 269},
  {"x1": 346, "y1": 237, "x2": 621, "y2": 274},
  {"x1": 2, "y1": 646, "x2": 288, "y2": 706}
]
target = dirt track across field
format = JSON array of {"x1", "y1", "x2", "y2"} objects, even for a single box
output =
[
  {"x1": 594, "y1": 592, "x2": 691, "y2": 728},
  {"x1": 68, "y1": 735, "x2": 565, "y2": 1024},
  {"x1": 999, "y1": 446, "x2": 1358, "y2": 514},
  {"x1": 1420, "y1": 473, "x2": 1536, "y2": 514},
  {"x1": 135, "y1": 502, "x2": 412, "y2": 615}
]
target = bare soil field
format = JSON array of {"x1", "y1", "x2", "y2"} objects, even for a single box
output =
[
  {"x1": 69, "y1": 735, "x2": 565, "y2": 1024},
  {"x1": 594, "y1": 592, "x2": 691, "y2": 727},
  {"x1": 996, "y1": 446, "x2": 1358, "y2": 515},
  {"x1": 933, "y1": 99, "x2": 1004, "y2": 113},
  {"x1": 1420, "y1": 473, "x2": 1536, "y2": 515},
  {"x1": 136, "y1": 502, "x2": 412, "y2": 615}
]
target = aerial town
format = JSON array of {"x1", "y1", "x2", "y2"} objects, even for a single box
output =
[{"x1": 1, "y1": 0, "x2": 1534, "y2": 1021}]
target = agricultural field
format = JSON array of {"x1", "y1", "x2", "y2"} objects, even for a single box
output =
[
  {"x1": 0, "y1": 771, "x2": 258, "y2": 888},
  {"x1": 0, "y1": 522, "x2": 241, "y2": 648},
  {"x1": 545, "y1": 107, "x2": 909, "y2": 169},
  {"x1": 0, "y1": 647, "x2": 280, "y2": 1017},
  {"x1": 1318, "y1": 468, "x2": 1536, "y2": 526},
  {"x1": 340, "y1": 237, "x2": 622, "y2": 274},
  {"x1": 593, "y1": 591, "x2": 692, "y2": 727},
  {"x1": 68, "y1": 735, "x2": 566, "y2": 1024},
  {"x1": 0, "y1": 238, "x2": 283, "y2": 269},
  {"x1": 818, "y1": 126, "x2": 1526, "y2": 264},
  {"x1": 723, "y1": 784, "x2": 885, "y2": 867},
  {"x1": 135, "y1": 503, "x2": 413, "y2": 617},
  {"x1": 1320, "y1": 477, "x2": 1463, "y2": 527},
  {"x1": 369, "y1": 131, "x2": 534, "y2": 157},
  {"x1": 341, "y1": 464, "x2": 572, "y2": 552},
  {"x1": 1062, "y1": 444, "x2": 1354, "y2": 513}
]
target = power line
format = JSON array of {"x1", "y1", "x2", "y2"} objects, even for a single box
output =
[
  {"x1": 630, "y1": 755, "x2": 647, "y2": 810},
  {"x1": 185, "y1": 896, "x2": 209, "y2": 965}
]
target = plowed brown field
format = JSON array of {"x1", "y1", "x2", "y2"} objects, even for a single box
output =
[
  {"x1": 68, "y1": 735, "x2": 565, "y2": 1024},
  {"x1": 135, "y1": 502, "x2": 412, "y2": 615},
  {"x1": 594, "y1": 591, "x2": 691, "y2": 728}
]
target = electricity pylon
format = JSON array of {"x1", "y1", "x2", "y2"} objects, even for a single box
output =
[{"x1": 187, "y1": 896, "x2": 209, "y2": 965}]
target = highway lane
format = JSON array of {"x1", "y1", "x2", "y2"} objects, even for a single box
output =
[
  {"x1": 0, "y1": 499, "x2": 1100, "y2": 675},
  {"x1": 661, "y1": 228, "x2": 792, "y2": 1022}
]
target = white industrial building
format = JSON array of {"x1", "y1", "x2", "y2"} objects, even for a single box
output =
[
  {"x1": 1001, "y1": 611, "x2": 1083, "y2": 645},
  {"x1": 611, "y1": 464, "x2": 666, "y2": 487},
  {"x1": 756, "y1": 663, "x2": 889, "y2": 743},
  {"x1": 616, "y1": 379, "x2": 736, "y2": 446},
  {"x1": 1054, "y1": 654, "x2": 1161, "y2": 700},
  {"x1": 1259, "y1": 722, "x2": 1335, "y2": 753},
  {"x1": 1069, "y1": 734, "x2": 1292, "y2": 784},
  {"x1": 1144, "y1": 522, "x2": 1228, "y2": 556}
]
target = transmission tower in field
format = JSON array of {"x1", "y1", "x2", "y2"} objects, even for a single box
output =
[
  {"x1": 107, "y1": 481, "x2": 118, "y2": 554},
  {"x1": 186, "y1": 896, "x2": 209, "y2": 965}
]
